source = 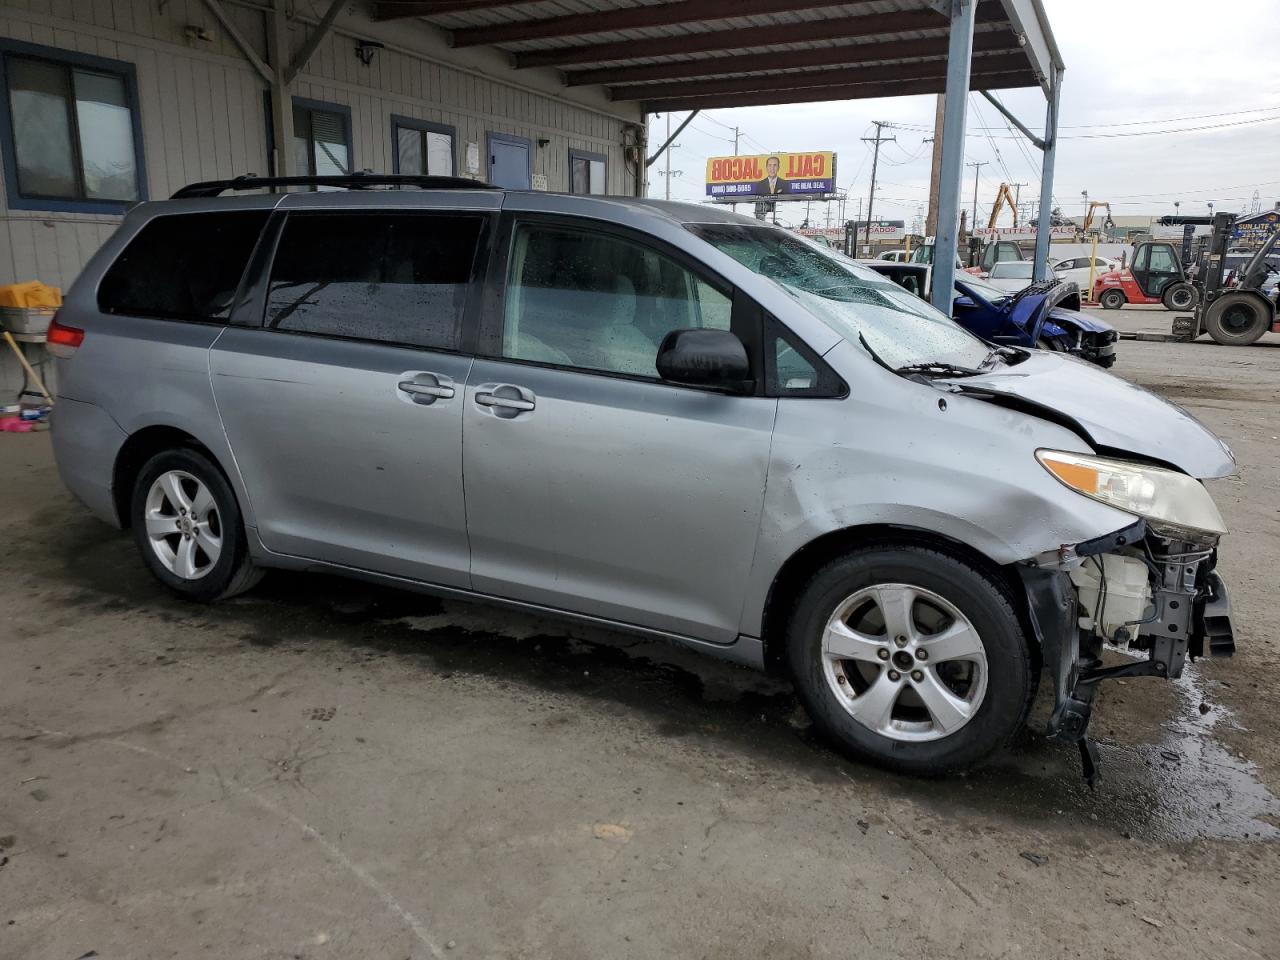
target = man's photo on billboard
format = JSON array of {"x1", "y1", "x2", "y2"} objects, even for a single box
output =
[{"x1": 757, "y1": 156, "x2": 789, "y2": 196}]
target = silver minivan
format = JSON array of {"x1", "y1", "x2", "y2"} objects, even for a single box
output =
[{"x1": 50, "y1": 174, "x2": 1237, "y2": 777}]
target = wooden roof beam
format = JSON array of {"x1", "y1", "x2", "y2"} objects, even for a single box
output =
[
  {"x1": 640, "y1": 70, "x2": 1031, "y2": 112},
  {"x1": 564, "y1": 29, "x2": 1019, "y2": 87},
  {"x1": 610, "y1": 51, "x2": 1030, "y2": 102},
  {"x1": 512, "y1": 5, "x2": 1008, "y2": 69},
  {"x1": 451, "y1": 0, "x2": 882, "y2": 49},
  {"x1": 373, "y1": 0, "x2": 546, "y2": 18}
]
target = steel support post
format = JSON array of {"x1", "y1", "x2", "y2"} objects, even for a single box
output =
[
  {"x1": 1033, "y1": 66, "x2": 1062, "y2": 281},
  {"x1": 928, "y1": 0, "x2": 975, "y2": 307}
]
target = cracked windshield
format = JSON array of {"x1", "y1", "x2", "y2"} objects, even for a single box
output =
[{"x1": 692, "y1": 223, "x2": 993, "y2": 371}]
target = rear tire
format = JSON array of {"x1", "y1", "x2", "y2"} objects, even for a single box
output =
[
  {"x1": 1204, "y1": 292, "x2": 1273, "y2": 346},
  {"x1": 130, "y1": 448, "x2": 263, "y2": 602},
  {"x1": 1161, "y1": 281, "x2": 1197, "y2": 311},
  {"x1": 785, "y1": 545, "x2": 1034, "y2": 776},
  {"x1": 1035, "y1": 336, "x2": 1065, "y2": 352},
  {"x1": 1099, "y1": 289, "x2": 1126, "y2": 310}
]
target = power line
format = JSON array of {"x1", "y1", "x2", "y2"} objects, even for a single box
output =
[
  {"x1": 888, "y1": 113, "x2": 1280, "y2": 139},
  {"x1": 1056, "y1": 105, "x2": 1278, "y2": 129}
]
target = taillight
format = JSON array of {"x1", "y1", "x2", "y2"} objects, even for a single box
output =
[{"x1": 46, "y1": 315, "x2": 84, "y2": 357}]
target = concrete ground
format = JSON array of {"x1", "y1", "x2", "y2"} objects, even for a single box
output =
[{"x1": 2, "y1": 333, "x2": 1278, "y2": 960}]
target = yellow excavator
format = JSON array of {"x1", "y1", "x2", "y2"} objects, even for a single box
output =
[
  {"x1": 987, "y1": 182, "x2": 1020, "y2": 229},
  {"x1": 1081, "y1": 201, "x2": 1115, "y2": 233}
]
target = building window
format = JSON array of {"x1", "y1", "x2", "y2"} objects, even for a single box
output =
[
  {"x1": 569, "y1": 148, "x2": 606, "y2": 195},
  {"x1": 266, "y1": 95, "x2": 352, "y2": 187},
  {"x1": 293, "y1": 99, "x2": 350, "y2": 179},
  {"x1": 391, "y1": 115, "x2": 455, "y2": 176},
  {"x1": 0, "y1": 40, "x2": 145, "y2": 212}
]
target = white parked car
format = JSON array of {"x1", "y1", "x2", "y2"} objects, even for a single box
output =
[
  {"x1": 1053, "y1": 255, "x2": 1118, "y2": 288},
  {"x1": 986, "y1": 260, "x2": 1036, "y2": 293},
  {"x1": 877, "y1": 249, "x2": 910, "y2": 262}
]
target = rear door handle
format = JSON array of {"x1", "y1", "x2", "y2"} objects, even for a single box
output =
[
  {"x1": 397, "y1": 372, "x2": 455, "y2": 405},
  {"x1": 473, "y1": 383, "x2": 536, "y2": 418}
]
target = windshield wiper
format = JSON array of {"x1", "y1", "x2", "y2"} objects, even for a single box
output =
[
  {"x1": 895, "y1": 361, "x2": 984, "y2": 378},
  {"x1": 857, "y1": 332, "x2": 895, "y2": 373}
]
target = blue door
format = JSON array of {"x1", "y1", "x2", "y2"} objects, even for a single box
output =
[{"x1": 487, "y1": 133, "x2": 531, "y2": 189}]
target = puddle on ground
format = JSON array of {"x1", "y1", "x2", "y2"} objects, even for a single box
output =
[
  {"x1": 952, "y1": 663, "x2": 1278, "y2": 843},
  {"x1": 37, "y1": 534, "x2": 1280, "y2": 845}
]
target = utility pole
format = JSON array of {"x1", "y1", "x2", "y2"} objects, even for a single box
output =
[
  {"x1": 665, "y1": 114, "x2": 672, "y2": 201},
  {"x1": 733, "y1": 126, "x2": 739, "y2": 156},
  {"x1": 657, "y1": 113, "x2": 685, "y2": 201},
  {"x1": 1010, "y1": 181, "x2": 1028, "y2": 227},
  {"x1": 925, "y1": 94, "x2": 945, "y2": 237},
  {"x1": 862, "y1": 121, "x2": 895, "y2": 254},
  {"x1": 966, "y1": 160, "x2": 987, "y2": 236}
]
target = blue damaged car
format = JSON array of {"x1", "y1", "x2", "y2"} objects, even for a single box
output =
[{"x1": 863, "y1": 260, "x2": 1118, "y2": 368}]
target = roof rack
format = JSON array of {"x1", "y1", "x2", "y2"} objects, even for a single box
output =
[{"x1": 171, "y1": 173, "x2": 498, "y2": 199}]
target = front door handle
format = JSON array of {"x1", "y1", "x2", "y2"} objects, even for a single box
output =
[
  {"x1": 397, "y1": 372, "x2": 455, "y2": 405},
  {"x1": 475, "y1": 393, "x2": 534, "y2": 411},
  {"x1": 473, "y1": 383, "x2": 536, "y2": 418}
]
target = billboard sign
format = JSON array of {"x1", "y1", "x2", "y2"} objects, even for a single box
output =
[
  {"x1": 1230, "y1": 210, "x2": 1280, "y2": 247},
  {"x1": 849, "y1": 220, "x2": 906, "y2": 241},
  {"x1": 973, "y1": 225, "x2": 1075, "y2": 241},
  {"x1": 706, "y1": 151, "x2": 836, "y2": 199}
]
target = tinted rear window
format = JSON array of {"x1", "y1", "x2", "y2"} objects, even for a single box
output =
[
  {"x1": 263, "y1": 212, "x2": 484, "y2": 351},
  {"x1": 98, "y1": 211, "x2": 268, "y2": 321}
]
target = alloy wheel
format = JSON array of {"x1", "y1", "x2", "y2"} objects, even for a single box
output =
[
  {"x1": 820, "y1": 584, "x2": 988, "y2": 742},
  {"x1": 143, "y1": 470, "x2": 222, "y2": 580}
]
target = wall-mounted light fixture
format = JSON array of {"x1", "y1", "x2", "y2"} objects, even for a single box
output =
[
  {"x1": 537, "y1": 138, "x2": 551, "y2": 148},
  {"x1": 355, "y1": 40, "x2": 384, "y2": 66}
]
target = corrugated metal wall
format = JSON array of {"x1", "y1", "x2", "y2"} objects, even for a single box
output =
[{"x1": 0, "y1": 0, "x2": 643, "y2": 396}]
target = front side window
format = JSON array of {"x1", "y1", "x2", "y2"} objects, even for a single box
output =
[
  {"x1": 393, "y1": 116, "x2": 454, "y2": 176},
  {"x1": 98, "y1": 212, "x2": 268, "y2": 321},
  {"x1": 694, "y1": 224, "x2": 990, "y2": 371},
  {"x1": 264, "y1": 213, "x2": 483, "y2": 350},
  {"x1": 1148, "y1": 245, "x2": 1178, "y2": 273},
  {"x1": 502, "y1": 223, "x2": 731, "y2": 377},
  {"x1": 569, "y1": 149, "x2": 606, "y2": 195},
  {"x1": 292, "y1": 100, "x2": 350, "y2": 182},
  {"x1": 2, "y1": 45, "x2": 142, "y2": 208}
]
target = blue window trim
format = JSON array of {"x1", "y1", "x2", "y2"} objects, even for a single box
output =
[
  {"x1": 263, "y1": 94, "x2": 353, "y2": 176},
  {"x1": 485, "y1": 131, "x2": 531, "y2": 189},
  {"x1": 0, "y1": 39, "x2": 147, "y2": 214},
  {"x1": 390, "y1": 114, "x2": 456, "y2": 175},
  {"x1": 568, "y1": 147, "x2": 607, "y2": 194}
]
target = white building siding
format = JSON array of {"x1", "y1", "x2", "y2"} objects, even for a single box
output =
[{"x1": 0, "y1": 0, "x2": 643, "y2": 395}]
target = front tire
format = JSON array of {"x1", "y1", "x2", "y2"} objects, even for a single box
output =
[
  {"x1": 130, "y1": 448, "x2": 262, "y2": 601},
  {"x1": 786, "y1": 545, "x2": 1033, "y2": 775},
  {"x1": 1099, "y1": 289, "x2": 1126, "y2": 310},
  {"x1": 1204, "y1": 292, "x2": 1272, "y2": 345},
  {"x1": 1161, "y1": 281, "x2": 1197, "y2": 311}
]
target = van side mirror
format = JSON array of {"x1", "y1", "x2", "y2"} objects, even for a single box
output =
[{"x1": 656, "y1": 328, "x2": 751, "y2": 392}]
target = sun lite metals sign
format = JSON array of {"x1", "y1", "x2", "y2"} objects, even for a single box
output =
[{"x1": 705, "y1": 152, "x2": 837, "y2": 199}]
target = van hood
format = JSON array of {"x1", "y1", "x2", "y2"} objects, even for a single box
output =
[{"x1": 950, "y1": 351, "x2": 1236, "y2": 479}]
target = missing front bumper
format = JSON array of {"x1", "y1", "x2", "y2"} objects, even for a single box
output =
[{"x1": 1017, "y1": 522, "x2": 1236, "y2": 778}]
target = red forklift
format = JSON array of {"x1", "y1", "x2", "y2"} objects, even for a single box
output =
[{"x1": 1093, "y1": 240, "x2": 1198, "y2": 311}]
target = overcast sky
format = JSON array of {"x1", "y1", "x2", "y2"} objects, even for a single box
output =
[{"x1": 646, "y1": 0, "x2": 1280, "y2": 229}]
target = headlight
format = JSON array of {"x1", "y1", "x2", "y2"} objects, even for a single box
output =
[{"x1": 1037, "y1": 449, "x2": 1226, "y2": 540}]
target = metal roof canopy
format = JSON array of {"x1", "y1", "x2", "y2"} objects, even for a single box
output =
[{"x1": 376, "y1": 0, "x2": 1066, "y2": 303}]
